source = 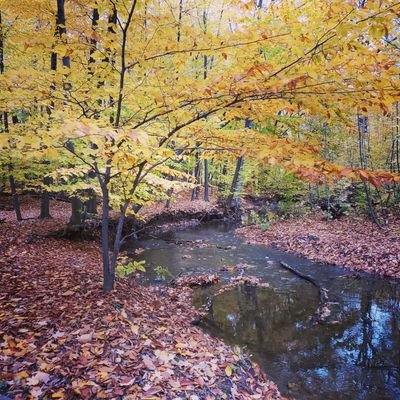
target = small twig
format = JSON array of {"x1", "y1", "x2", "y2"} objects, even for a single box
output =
[
  {"x1": 198, "y1": 211, "x2": 209, "y2": 223},
  {"x1": 120, "y1": 226, "x2": 147, "y2": 245}
]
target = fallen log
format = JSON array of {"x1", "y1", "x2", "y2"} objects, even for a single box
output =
[
  {"x1": 280, "y1": 261, "x2": 330, "y2": 323},
  {"x1": 280, "y1": 261, "x2": 328, "y2": 302}
]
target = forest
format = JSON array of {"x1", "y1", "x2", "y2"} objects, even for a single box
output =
[{"x1": 0, "y1": 0, "x2": 399, "y2": 399}]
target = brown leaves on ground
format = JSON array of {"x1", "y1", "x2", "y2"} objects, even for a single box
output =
[
  {"x1": 173, "y1": 274, "x2": 220, "y2": 287},
  {"x1": 0, "y1": 197, "x2": 283, "y2": 400},
  {"x1": 139, "y1": 190, "x2": 221, "y2": 221},
  {"x1": 237, "y1": 213, "x2": 400, "y2": 279}
]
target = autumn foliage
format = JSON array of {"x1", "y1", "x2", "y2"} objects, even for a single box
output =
[{"x1": 0, "y1": 0, "x2": 399, "y2": 289}]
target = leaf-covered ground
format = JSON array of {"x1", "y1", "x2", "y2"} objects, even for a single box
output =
[
  {"x1": 237, "y1": 213, "x2": 400, "y2": 279},
  {"x1": 138, "y1": 189, "x2": 220, "y2": 221},
  {"x1": 0, "y1": 197, "x2": 282, "y2": 399}
]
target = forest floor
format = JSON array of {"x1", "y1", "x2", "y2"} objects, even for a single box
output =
[
  {"x1": 0, "y1": 195, "x2": 282, "y2": 400},
  {"x1": 138, "y1": 189, "x2": 221, "y2": 220},
  {"x1": 236, "y1": 212, "x2": 400, "y2": 279}
]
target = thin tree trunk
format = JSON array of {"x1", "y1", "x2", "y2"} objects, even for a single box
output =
[
  {"x1": 111, "y1": 201, "x2": 129, "y2": 277},
  {"x1": 226, "y1": 156, "x2": 244, "y2": 208},
  {"x1": 9, "y1": 173, "x2": 22, "y2": 222},
  {"x1": 99, "y1": 166, "x2": 113, "y2": 292},
  {"x1": 226, "y1": 119, "x2": 251, "y2": 207},
  {"x1": 191, "y1": 151, "x2": 201, "y2": 201},
  {"x1": 220, "y1": 161, "x2": 228, "y2": 192},
  {"x1": 204, "y1": 159, "x2": 210, "y2": 202},
  {"x1": 115, "y1": 1, "x2": 137, "y2": 127},
  {"x1": 394, "y1": 103, "x2": 400, "y2": 173},
  {"x1": 165, "y1": 175, "x2": 173, "y2": 208},
  {"x1": 56, "y1": 0, "x2": 70, "y2": 69},
  {"x1": 358, "y1": 114, "x2": 382, "y2": 227},
  {"x1": 89, "y1": 8, "x2": 99, "y2": 69},
  {"x1": 177, "y1": 0, "x2": 183, "y2": 43},
  {"x1": 165, "y1": 188, "x2": 173, "y2": 208},
  {"x1": 42, "y1": 0, "x2": 72, "y2": 218},
  {"x1": 101, "y1": 2, "x2": 138, "y2": 292},
  {"x1": 0, "y1": 10, "x2": 3, "y2": 76},
  {"x1": 109, "y1": 164, "x2": 145, "y2": 286},
  {"x1": 88, "y1": 7, "x2": 100, "y2": 118}
]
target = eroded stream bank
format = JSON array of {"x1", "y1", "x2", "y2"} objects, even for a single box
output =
[{"x1": 129, "y1": 221, "x2": 400, "y2": 400}]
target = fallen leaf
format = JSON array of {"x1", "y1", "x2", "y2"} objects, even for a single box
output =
[
  {"x1": 77, "y1": 333, "x2": 93, "y2": 344},
  {"x1": 27, "y1": 371, "x2": 50, "y2": 386},
  {"x1": 142, "y1": 355, "x2": 156, "y2": 370}
]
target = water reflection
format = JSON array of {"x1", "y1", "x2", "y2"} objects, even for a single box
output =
[
  {"x1": 129, "y1": 222, "x2": 400, "y2": 399},
  {"x1": 198, "y1": 281, "x2": 400, "y2": 399}
]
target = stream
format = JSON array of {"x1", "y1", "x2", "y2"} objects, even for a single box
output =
[{"x1": 128, "y1": 221, "x2": 400, "y2": 399}]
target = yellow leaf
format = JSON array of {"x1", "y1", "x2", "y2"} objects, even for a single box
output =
[
  {"x1": 225, "y1": 365, "x2": 233, "y2": 377},
  {"x1": 15, "y1": 370, "x2": 29, "y2": 380}
]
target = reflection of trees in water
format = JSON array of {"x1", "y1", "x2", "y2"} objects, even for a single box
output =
[
  {"x1": 355, "y1": 282, "x2": 400, "y2": 391},
  {"x1": 208, "y1": 281, "x2": 324, "y2": 352},
  {"x1": 204, "y1": 279, "x2": 400, "y2": 399},
  {"x1": 357, "y1": 285, "x2": 375, "y2": 367}
]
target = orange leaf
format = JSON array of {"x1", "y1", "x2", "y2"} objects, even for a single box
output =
[
  {"x1": 359, "y1": 170, "x2": 369, "y2": 181},
  {"x1": 339, "y1": 168, "x2": 353, "y2": 177}
]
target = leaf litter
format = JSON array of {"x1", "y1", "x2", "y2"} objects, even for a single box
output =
[{"x1": 0, "y1": 197, "x2": 283, "y2": 399}]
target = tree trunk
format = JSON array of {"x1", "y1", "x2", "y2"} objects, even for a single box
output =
[
  {"x1": 226, "y1": 156, "x2": 244, "y2": 208},
  {"x1": 9, "y1": 173, "x2": 22, "y2": 222},
  {"x1": 86, "y1": 190, "x2": 97, "y2": 214},
  {"x1": 191, "y1": 152, "x2": 201, "y2": 201},
  {"x1": 225, "y1": 119, "x2": 251, "y2": 207},
  {"x1": 358, "y1": 114, "x2": 382, "y2": 227},
  {"x1": 111, "y1": 202, "x2": 129, "y2": 279},
  {"x1": 42, "y1": 0, "x2": 71, "y2": 218},
  {"x1": 100, "y1": 168, "x2": 113, "y2": 292},
  {"x1": 69, "y1": 196, "x2": 83, "y2": 225},
  {"x1": 204, "y1": 159, "x2": 210, "y2": 202},
  {"x1": 165, "y1": 187, "x2": 173, "y2": 208},
  {"x1": 0, "y1": 11, "x2": 3, "y2": 76},
  {"x1": 97, "y1": 3, "x2": 138, "y2": 292},
  {"x1": 389, "y1": 102, "x2": 400, "y2": 174},
  {"x1": 177, "y1": 0, "x2": 183, "y2": 43},
  {"x1": 56, "y1": 0, "x2": 70, "y2": 68},
  {"x1": 165, "y1": 175, "x2": 173, "y2": 208},
  {"x1": 40, "y1": 176, "x2": 52, "y2": 219}
]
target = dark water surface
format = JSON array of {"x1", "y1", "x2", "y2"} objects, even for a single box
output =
[{"x1": 129, "y1": 222, "x2": 400, "y2": 399}]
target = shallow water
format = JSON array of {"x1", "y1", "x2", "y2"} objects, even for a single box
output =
[{"x1": 128, "y1": 221, "x2": 400, "y2": 399}]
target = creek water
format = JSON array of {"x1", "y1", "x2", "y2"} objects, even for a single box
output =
[{"x1": 129, "y1": 221, "x2": 400, "y2": 399}]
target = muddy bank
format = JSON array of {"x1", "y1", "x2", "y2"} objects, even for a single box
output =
[
  {"x1": 134, "y1": 190, "x2": 234, "y2": 235},
  {"x1": 139, "y1": 208, "x2": 229, "y2": 235},
  {"x1": 236, "y1": 213, "x2": 400, "y2": 279}
]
